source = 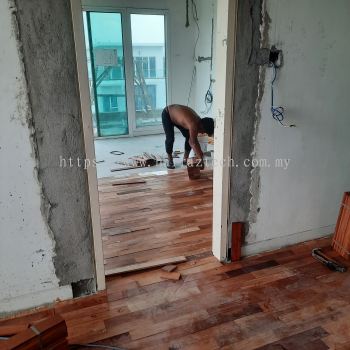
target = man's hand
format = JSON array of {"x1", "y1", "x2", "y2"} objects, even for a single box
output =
[
  {"x1": 189, "y1": 127, "x2": 204, "y2": 160},
  {"x1": 196, "y1": 158, "x2": 205, "y2": 170}
]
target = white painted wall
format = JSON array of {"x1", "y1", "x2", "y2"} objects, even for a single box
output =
[
  {"x1": 0, "y1": 0, "x2": 72, "y2": 315},
  {"x1": 245, "y1": 0, "x2": 350, "y2": 255},
  {"x1": 192, "y1": 0, "x2": 216, "y2": 117}
]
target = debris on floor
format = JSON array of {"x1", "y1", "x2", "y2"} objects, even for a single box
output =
[
  {"x1": 3, "y1": 315, "x2": 68, "y2": 350},
  {"x1": 110, "y1": 151, "x2": 125, "y2": 156},
  {"x1": 111, "y1": 179, "x2": 146, "y2": 186},
  {"x1": 162, "y1": 264, "x2": 178, "y2": 272},
  {"x1": 105, "y1": 256, "x2": 187, "y2": 276},
  {"x1": 110, "y1": 166, "x2": 139, "y2": 172},
  {"x1": 312, "y1": 248, "x2": 347, "y2": 272},
  {"x1": 111, "y1": 153, "x2": 165, "y2": 172},
  {"x1": 129, "y1": 153, "x2": 164, "y2": 167},
  {"x1": 160, "y1": 271, "x2": 181, "y2": 280},
  {"x1": 172, "y1": 150, "x2": 183, "y2": 158}
]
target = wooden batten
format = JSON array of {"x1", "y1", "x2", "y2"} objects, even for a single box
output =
[
  {"x1": 231, "y1": 222, "x2": 244, "y2": 261},
  {"x1": 332, "y1": 192, "x2": 350, "y2": 259}
]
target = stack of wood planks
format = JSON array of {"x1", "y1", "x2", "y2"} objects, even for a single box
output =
[
  {"x1": 2, "y1": 315, "x2": 68, "y2": 350},
  {"x1": 332, "y1": 192, "x2": 350, "y2": 259},
  {"x1": 112, "y1": 153, "x2": 164, "y2": 172},
  {"x1": 129, "y1": 153, "x2": 163, "y2": 167}
]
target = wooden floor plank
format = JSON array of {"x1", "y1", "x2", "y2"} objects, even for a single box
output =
[
  {"x1": 105, "y1": 256, "x2": 187, "y2": 276},
  {"x1": 1, "y1": 237, "x2": 350, "y2": 349},
  {"x1": 98, "y1": 169, "x2": 213, "y2": 271},
  {"x1": 2, "y1": 167, "x2": 350, "y2": 350}
]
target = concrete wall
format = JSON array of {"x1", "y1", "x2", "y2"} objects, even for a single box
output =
[
  {"x1": 0, "y1": 0, "x2": 72, "y2": 314},
  {"x1": 0, "y1": 0, "x2": 98, "y2": 315},
  {"x1": 229, "y1": 0, "x2": 263, "y2": 234},
  {"x1": 14, "y1": 0, "x2": 96, "y2": 292},
  {"x1": 231, "y1": 0, "x2": 350, "y2": 255}
]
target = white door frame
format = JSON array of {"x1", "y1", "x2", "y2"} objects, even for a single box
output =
[
  {"x1": 212, "y1": 0, "x2": 237, "y2": 261},
  {"x1": 69, "y1": 0, "x2": 238, "y2": 291},
  {"x1": 70, "y1": 0, "x2": 105, "y2": 291}
]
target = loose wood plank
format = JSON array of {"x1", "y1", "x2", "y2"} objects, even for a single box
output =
[{"x1": 105, "y1": 256, "x2": 187, "y2": 276}]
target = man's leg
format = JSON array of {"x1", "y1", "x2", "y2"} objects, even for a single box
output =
[
  {"x1": 177, "y1": 127, "x2": 191, "y2": 165},
  {"x1": 183, "y1": 138, "x2": 191, "y2": 165},
  {"x1": 161, "y1": 108, "x2": 175, "y2": 169}
]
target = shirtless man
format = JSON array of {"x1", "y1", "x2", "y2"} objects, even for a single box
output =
[{"x1": 161, "y1": 104, "x2": 214, "y2": 169}]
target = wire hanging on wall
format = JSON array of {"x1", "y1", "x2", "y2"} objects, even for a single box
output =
[
  {"x1": 185, "y1": 0, "x2": 190, "y2": 27},
  {"x1": 270, "y1": 63, "x2": 296, "y2": 128},
  {"x1": 202, "y1": 75, "x2": 213, "y2": 114},
  {"x1": 186, "y1": 0, "x2": 200, "y2": 106},
  {"x1": 202, "y1": 17, "x2": 214, "y2": 114}
]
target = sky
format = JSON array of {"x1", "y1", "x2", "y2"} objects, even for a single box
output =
[{"x1": 84, "y1": 12, "x2": 165, "y2": 46}]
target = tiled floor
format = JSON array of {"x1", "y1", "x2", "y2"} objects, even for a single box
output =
[{"x1": 94, "y1": 134, "x2": 184, "y2": 178}]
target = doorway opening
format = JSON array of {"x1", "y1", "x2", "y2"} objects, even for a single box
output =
[{"x1": 71, "y1": 0, "x2": 235, "y2": 286}]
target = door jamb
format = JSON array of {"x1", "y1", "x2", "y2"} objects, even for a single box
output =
[
  {"x1": 212, "y1": 0, "x2": 237, "y2": 261},
  {"x1": 70, "y1": 0, "x2": 105, "y2": 291}
]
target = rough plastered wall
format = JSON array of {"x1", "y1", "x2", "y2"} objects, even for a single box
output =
[
  {"x1": 0, "y1": 0, "x2": 72, "y2": 314},
  {"x1": 229, "y1": 0, "x2": 263, "y2": 231},
  {"x1": 231, "y1": 0, "x2": 350, "y2": 255},
  {"x1": 13, "y1": 0, "x2": 96, "y2": 294}
]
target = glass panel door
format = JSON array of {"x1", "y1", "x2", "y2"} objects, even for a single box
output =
[
  {"x1": 84, "y1": 12, "x2": 129, "y2": 137},
  {"x1": 130, "y1": 14, "x2": 167, "y2": 128}
]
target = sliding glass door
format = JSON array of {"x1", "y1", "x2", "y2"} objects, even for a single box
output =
[
  {"x1": 131, "y1": 14, "x2": 167, "y2": 129},
  {"x1": 84, "y1": 12, "x2": 128, "y2": 137},
  {"x1": 83, "y1": 9, "x2": 167, "y2": 137}
]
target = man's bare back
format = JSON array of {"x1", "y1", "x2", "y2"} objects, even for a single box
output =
[
  {"x1": 167, "y1": 104, "x2": 201, "y2": 131},
  {"x1": 161, "y1": 104, "x2": 214, "y2": 169}
]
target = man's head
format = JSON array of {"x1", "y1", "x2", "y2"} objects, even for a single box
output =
[{"x1": 201, "y1": 117, "x2": 215, "y2": 136}]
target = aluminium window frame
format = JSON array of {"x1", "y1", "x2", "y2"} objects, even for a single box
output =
[
  {"x1": 82, "y1": 5, "x2": 169, "y2": 138},
  {"x1": 127, "y1": 8, "x2": 169, "y2": 135}
]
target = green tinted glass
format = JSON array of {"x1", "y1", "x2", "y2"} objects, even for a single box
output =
[{"x1": 84, "y1": 12, "x2": 129, "y2": 137}]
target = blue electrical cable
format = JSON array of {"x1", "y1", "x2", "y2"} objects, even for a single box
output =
[{"x1": 271, "y1": 63, "x2": 296, "y2": 128}]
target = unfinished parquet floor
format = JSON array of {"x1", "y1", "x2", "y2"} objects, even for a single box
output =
[
  {"x1": 2, "y1": 238, "x2": 350, "y2": 349},
  {"x1": 98, "y1": 169, "x2": 213, "y2": 274}
]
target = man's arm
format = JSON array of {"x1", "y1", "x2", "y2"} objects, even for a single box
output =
[{"x1": 188, "y1": 126, "x2": 203, "y2": 159}]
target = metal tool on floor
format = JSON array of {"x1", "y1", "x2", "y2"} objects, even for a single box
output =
[{"x1": 311, "y1": 248, "x2": 347, "y2": 272}]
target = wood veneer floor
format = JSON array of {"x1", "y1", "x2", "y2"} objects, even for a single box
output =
[
  {"x1": 2, "y1": 238, "x2": 350, "y2": 349},
  {"x1": 98, "y1": 169, "x2": 213, "y2": 273}
]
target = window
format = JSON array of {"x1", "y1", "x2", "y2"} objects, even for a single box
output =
[
  {"x1": 110, "y1": 96, "x2": 118, "y2": 110},
  {"x1": 135, "y1": 85, "x2": 156, "y2": 111},
  {"x1": 133, "y1": 57, "x2": 156, "y2": 79},
  {"x1": 84, "y1": 12, "x2": 128, "y2": 137},
  {"x1": 100, "y1": 95, "x2": 119, "y2": 112},
  {"x1": 84, "y1": 11, "x2": 167, "y2": 136},
  {"x1": 109, "y1": 57, "x2": 124, "y2": 80},
  {"x1": 149, "y1": 57, "x2": 156, "y2": 78},
  {"x1": 131, "y1": 14, "x2": 166, "y2": 128}
]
